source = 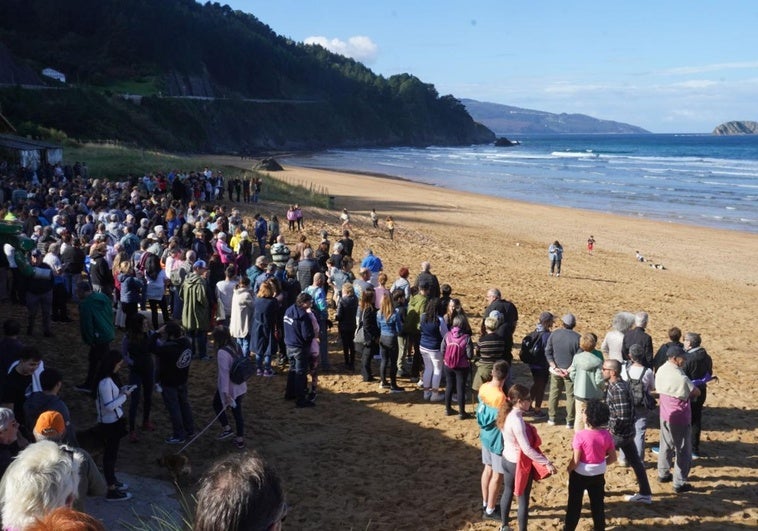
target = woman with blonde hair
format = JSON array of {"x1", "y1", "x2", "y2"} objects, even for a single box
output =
[
  {"x1": 252, "y1": 281, "x2": 279, "y2": 377},
  {"x1": 376, "y1": 293, "x2": 403, "y2": 392}
]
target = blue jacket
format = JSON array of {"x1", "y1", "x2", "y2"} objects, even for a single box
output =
[
  {"x1": 252, "y1": 296, "x2": 279, "y2": 358},
  {"x1": 283, "y1": 304, "x2": 314, "y2": 349},
  {"x1": 377, "y1": 308, "x2": 403, "y2": 337}
]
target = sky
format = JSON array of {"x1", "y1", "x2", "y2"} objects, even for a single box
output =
[{"x1": 225, "y1": 1, "x2": 758, "y2": 133}]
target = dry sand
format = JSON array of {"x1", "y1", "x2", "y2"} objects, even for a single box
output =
[{"x1": 4, "y1": 159, "x2": 756, "y2": 530}]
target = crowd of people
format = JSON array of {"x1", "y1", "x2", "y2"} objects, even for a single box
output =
[{"x1": 0, "y1": 159, "x2": 716, "y2": 529}]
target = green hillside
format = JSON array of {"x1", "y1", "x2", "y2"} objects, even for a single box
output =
[{"x1": 0, "y1": 0, "x2": 494, "y2": 152}]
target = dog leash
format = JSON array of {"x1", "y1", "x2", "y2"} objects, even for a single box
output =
[{"x1": 176, "y1": 407, "x2": 228, "y2": 454}]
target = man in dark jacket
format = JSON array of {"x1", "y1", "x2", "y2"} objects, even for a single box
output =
[
  {"x1": 683, "y1": 332, "x2": 713, "y2": 458},
  {"x1": 296, "y1": 248, "x2": 318, "y2": 291},
  {"x1": 23, "y1": 368, "x2": 78, "y2": 447},
  {"x1": 151, "y1": 322, "x2": 194, "y2": 444},
  {"x1": 414, "y1": 261, "x2": 441, "y2": 299},
  {"x1": 88, "y1": 242, "x2": 114, "y2": 298},
  {"x1": 283, "y1": 293, "x2": 315, "y2": 408},
  {"x1": 480, "y1": 288, "x2": 519, "y2": 354},
  {"x1": 622, "y1": 311, "x2": 654, "y2": 367}
]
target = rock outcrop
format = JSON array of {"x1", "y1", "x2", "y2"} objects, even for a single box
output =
[{"x1": 712, "y1": 121, "x2": 758, "y2": 135}]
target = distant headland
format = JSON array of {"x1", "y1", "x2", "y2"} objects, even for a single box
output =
[{"x1": 712, "y1": 121, "x2": 758, "y2": 135}]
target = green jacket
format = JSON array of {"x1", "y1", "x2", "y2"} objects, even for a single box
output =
[
  {"x1": 181, "y1": 272, "x2": 210, "y2": 331},
  {"x1": 79, "y1": 292, "x2": 115, "y2": 345},
  {"x1": 569, "y1": 351, "x2": 605, "y2": 400},
  {"x1": 403, "y1": 294, "x2": 427, "y2": 334}
]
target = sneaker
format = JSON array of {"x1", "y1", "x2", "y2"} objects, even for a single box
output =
[
  {"x1": 692, "y1": 453, "x2": 700, "y2": 460},
  {"x1": 533, "y1": 410, "x2": 547, "y2": 419},
  {"x1": 445, "y1": 408, "x2": 456, "y2": 416},
  {"x1": 566, "y1": 423, "x2": 573, "y2": 429},
  {"x1": 165, "y1": 436, "x2": 186, "y2": 444},
  {"x1": 217, "y1": 427, "x2": 234, "y2": 440},
  {"x1": 483, "y1": 508, "x2": 501, "y2": 521},
  {"x1": 430, "y1": 392, "x2": 445, "y2": 402},
  {"x1": 651, "y1": 446, "x2": 660, "y2": 455},
  {"x1": 307, "y1": 389, "x2": 317, "y2": 402},
  {"x1": 234, "y1": 438, "x2": 246, "y2": 449},
  {"x1": 378, "y1": 382, "x2": 389, "y2": 389},
  {"x1": 256, "y1": 369, "x2": 263, "y2": 376},
  {"x1": 106, "y1": 489, "x2": 132, "y2": 502},
  {"x1": 423, "y1": 391, "x2": 432, "y2": 400},
  {"x1": 389, "y1": 386, "x2": 404, "y2": 393},
  {"x1": 674, "y1": 483, "x2": 693, "y2": 494},
  {"x1": 625, "y1": 493, "x2": 652, "y2": 504},
  {"x1": 415, "y1": 379, "x2": 424, "y2": 388},
  {"x1": 263, "y1": 369, "x2": 275, "y2": 377},
  {"x1": 458, "y1": 412, "x2": 471, "y2": 420},
  {"x1": 658, "y1": 473, "x2": 673, "y2": 483},
  {"x1": 547, "y1": 419, "x2": 556, "y2": 426},
  {"x1": 114, "y1": 481, "x2": 129, "y2": 491}
]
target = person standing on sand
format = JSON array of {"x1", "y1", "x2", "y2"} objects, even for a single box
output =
[
  {"x1": 294, "y1": 204, "x2": 304, "y2": 231},
  {"x1": 546, "y1": 313, "x2": 580, "y2": 428},
  {"x1": 600, "y1": 312, "x2": 635, "y2": 363},
  {"x1": 480, "y1": 288, "x2": 518, "y2": 362},
  {"x1": 682, "y1": 332, "x2": 713, "y2": 459},
  {"x1": 360, "y1": 248, "x2": 383, "y2": 287},
  {"x1": 477, "y1": 360, "x2": 508, "y2": 522},
  {"x1": 370, "y1": 208, "x2": 378, "y2": 228},
  {"x1": 497, "y1": 384, "x2": 557, "y2": 531},
  {"x1": 385, "y1": 216, "x2": 395, "y2": 240},
  {"x1": 655, "y1": 345, "x2": 699, "y2": 493},
  {"x1": 622, "y1": 312, "x2": 654, "y2": 367},
  {"x1": 549, "y1": 240, "x2": 563, "y2": 277},
  {"x1": 587, "y1": 235, "x2": 595, "y2": 255}
]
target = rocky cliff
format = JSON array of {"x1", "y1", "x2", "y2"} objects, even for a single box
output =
[{"x1": 712, "y1": 121, "x2": 758, "y2": 135}]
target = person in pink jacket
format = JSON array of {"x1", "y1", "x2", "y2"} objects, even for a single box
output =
[{"x1": 212, "y1": 326, "x2": 247, "y2": 449}]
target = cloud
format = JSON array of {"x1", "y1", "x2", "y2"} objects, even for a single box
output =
[
  {"x1": 661, "y1": 61, "x2": 758, "y2": 75},
  {"x1": 304, "y1": 35, "x2": 379, "y2": 63}
]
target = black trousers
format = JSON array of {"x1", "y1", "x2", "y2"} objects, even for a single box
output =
[
  {"x1": 100, "y1": 420, "x2": 124, "y2": 486},
  {"x1": 340, "y1": 328, "x2": 356, "y2": 367},
  {"x1": 360, "y1": 342, "x2": 378, "y2": 381},
  {"x1": 379, "y1": 336, "x2": 399, "y2": 386},
  {"x1": 444, "y1": 366, "x2": 470, "y2": 413},
  {"x1": 691, "y1": 386, "x2": 707, "y2": 454},
  {"x1": 564, "y1": 471, "x2": 605, "y2": 531}
]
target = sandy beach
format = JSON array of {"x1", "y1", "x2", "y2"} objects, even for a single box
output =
[
  {"x1": 205, "y1": 159, "x2": 758, "y2": 530},
  {"x1": 3, "y1": 159, "x2": 755, "y2": 530}
]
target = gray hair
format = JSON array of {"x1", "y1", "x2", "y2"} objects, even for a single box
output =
[
  {"x1": 487, "y1": 288, "x2": 501, "y2": 300},
  {"x1": 421, "y1": 261, "x2": 431, "y2": 272},
  {"x1": 303, "y1": 247, "x2": 313, "y2": 259},
  {"x1": 611, "y1": 312, "x2": 635, "y2": 333},
  {"x1": 0, "y1": 441, "x2": 82, "y2": 530},
  {"x1": 0, "y1": 408, "x2": 14, "y2": 431},
  {"x1": 629, "y1": 344, "x2": 645, "y2": 363},
  {"x1": 685, "y1": 332, "x2": 701, "y2": 348},
  {"x1": 634, "y1": 312, "x2": 649, "y2": 328}
]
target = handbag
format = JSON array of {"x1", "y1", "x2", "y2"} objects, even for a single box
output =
[{"x1": 353, "y1": 325, "x2": 366, "y2": 345}]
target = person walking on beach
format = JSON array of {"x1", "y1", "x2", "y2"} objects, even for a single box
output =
[
  {"x1": 549, "y1": 240, "x2": 563, "y2": 277},
  {"x1": 385, "y1": 216, "x2": 395, "y2": 240},
  {"x1": 587, "y1": 235, "x2": 595, "y2": 255},
  {"x1": 340, "y1": 209, "x2": 352, "y2": 231}
]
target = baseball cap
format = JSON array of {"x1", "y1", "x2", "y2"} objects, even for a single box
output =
[
  {"x1": 193, "y1": 260, "x2": 207, "y2": 269},
  {"x1": 34, "y1": 411, "x2": 65, "y2": 437}
]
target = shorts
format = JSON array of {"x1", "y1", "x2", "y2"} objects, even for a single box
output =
[
  {"x1": 472, "y1": 362, "x2": 494, "y2": 391},
  {"x1": 482, "y1": 446, "x2": 505, "y2": 474}
]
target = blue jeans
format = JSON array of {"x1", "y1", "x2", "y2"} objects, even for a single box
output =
[
  {"x1": 63, "y1": 273, "x2": 79, "y2": 302},
  {"x1": 162, "y1": 384, "x2": 194, "y2": 439},
  {"x1": 236, "y1": 336, "x2": 250, "y2": 355}
]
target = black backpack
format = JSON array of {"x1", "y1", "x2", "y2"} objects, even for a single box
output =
[
  {"x1": 627, "y1": 365, "x2": 655, "y2": 410},
  {"x1": 227, "y1": 346, "x2": 256, "y2": 384},
  {"x1": 519, "y1": 331, "x2": 545, "y2": 365}
]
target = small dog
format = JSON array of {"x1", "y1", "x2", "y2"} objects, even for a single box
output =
[{"x1": 158, "y1": 452, "x2": 192, "y2": 480}]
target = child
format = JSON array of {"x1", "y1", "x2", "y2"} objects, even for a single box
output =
[
  {"x1": 564, "y1": 399, "x2": 617, "y2": 531},
  {"x1": 385, "y1": 216, "x2": 395, "y2": 240},
  {"x1": 306, "y1": 307, "x2": 320, "y2": 402}
]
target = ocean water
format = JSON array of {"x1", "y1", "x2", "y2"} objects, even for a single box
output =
[{"x1": 279, "y1": 134, "x2": 758, "y2": 234}]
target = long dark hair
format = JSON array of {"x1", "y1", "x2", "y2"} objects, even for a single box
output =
[
  {"x1": 145, "y1": 253, "x2": 161, "y2": 280},
  {"x1": 95, "y1": 349, "x2": 123, "y2": 389},
  {"x1": 421, "y1": 297, "x2": 440, "y2": 324}
]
